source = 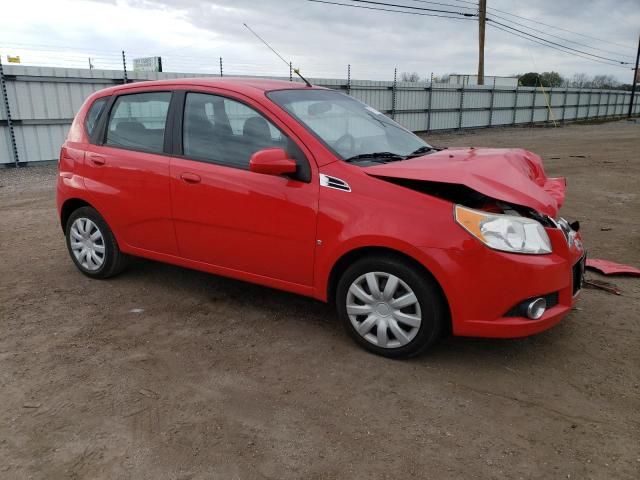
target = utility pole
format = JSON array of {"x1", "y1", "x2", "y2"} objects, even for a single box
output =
[
  {"x1": 477, "y1": 0, "x2": 487, "y2": 85},
  {"x1": 628, "y1": 33, "x2": 640, "y2": 118}
]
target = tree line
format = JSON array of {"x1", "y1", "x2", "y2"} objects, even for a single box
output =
[
  {"x1": 517, "y1": 72, "x2": 633, "y2": 90},
  {"x1": 399, "y1": 71, "x2": 634, "y2": 90}
]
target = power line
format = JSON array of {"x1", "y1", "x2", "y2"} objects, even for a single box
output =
[
  {"x1": 344, "y1": 1, "x2": 634, "y2": 65},
  {"x1": 487, "y1": 18, "x2": 632, "y2": 65},
  {"x1": 314, "y1": 0, "x2": 633, "y2": 69},
  {"x1": 420, "y1": 0, "x2": 477, "y2": 6},
  {"x1": 307, "y1": 0, "x2": 476, "y2": 20},
  {"x1": 0, "y1": 40, "x2": 126, "y2": 55},
  {"x1": 347, "y1": 0, "x2": 476, "y2": 16},
  {"x1": 484, "y1": 5, "x2": 635, "y2": 51},
  {"x1": 407, "y1": 0, "x2": 635, "y2": 58},
  {"x1": 400, "y1": 0, "x2": 477, "y2": 12},
  {"x1": 487, "y1": 23, "x2": 630, "y2": 69},
  {"x1": 427, "y1": 0, "x2": 636, "y2": 52},
  {"x1": 486, "y1": 11, "x2": 635, "y2": 59}
]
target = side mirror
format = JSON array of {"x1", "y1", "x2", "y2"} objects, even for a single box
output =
[{"x1": 249, "y1": 148, "x2": 297, "y2": 176}]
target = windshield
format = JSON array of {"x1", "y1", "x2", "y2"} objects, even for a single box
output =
[{"x1": 267, "y1": 89, "x2": 432, "y2": 164}]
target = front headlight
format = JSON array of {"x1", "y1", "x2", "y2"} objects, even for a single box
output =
[{"x1": 454, "y1": 205, "x2": 552, "y2": 254}]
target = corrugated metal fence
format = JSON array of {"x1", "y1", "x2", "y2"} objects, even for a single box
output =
[{"x1": 1, "y1": 65, "x2": 638, "y2": 165}]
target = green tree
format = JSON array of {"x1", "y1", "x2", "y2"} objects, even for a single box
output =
[
  {"x1": 539, "y1": 71, "x2": 564, "y2": 87},
  {"x1": 518, "y1": 72, "x2": 540, "y2": 86},
  {"x1": 519, "y1": 71, "x2": 564, "y2": 87}
]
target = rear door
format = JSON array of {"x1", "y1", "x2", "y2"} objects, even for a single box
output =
[
  {"x1": 82, "y1": 89, "x2": 178, "y2": 255},
  {"x1": 169, "y1": 90, "x2": 318, "y2": 287}
]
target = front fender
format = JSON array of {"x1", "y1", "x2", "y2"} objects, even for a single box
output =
[{"x1": 312, "y1": 233, "x2": 455, "y2": 305}]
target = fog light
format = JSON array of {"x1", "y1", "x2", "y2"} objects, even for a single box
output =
[{"x1": 526, "y1": 298, "x2": 547, "y2": 319}]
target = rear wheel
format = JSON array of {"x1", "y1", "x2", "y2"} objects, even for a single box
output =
[
  {"x1": 65, "y1": 206, "x2": 127, "y2": 279},
  {"x1": 336, "y1": 255, "x2": 445, "y2": 358}
]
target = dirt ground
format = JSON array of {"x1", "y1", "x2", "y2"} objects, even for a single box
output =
[{"x1": 1, "y1": 120, "x2": 639, "y2": 480}]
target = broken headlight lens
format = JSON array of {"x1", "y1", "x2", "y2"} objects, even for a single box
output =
[{"x1": 455, "y1": 205, "x2": 552, "y2": 254}]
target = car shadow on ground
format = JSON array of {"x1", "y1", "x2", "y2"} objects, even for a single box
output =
[{"x1": 119, "y1": 256, "x2": 568, "y2": 367}]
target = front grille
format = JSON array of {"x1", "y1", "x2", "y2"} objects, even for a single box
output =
[{"x1": 573, "y1": 255, "x2": 586, "y2": 296}]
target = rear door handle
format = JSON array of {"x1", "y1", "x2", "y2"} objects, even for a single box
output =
[
  {"x1": 88, "y1": 154, "x2": 106, "y2": 166},
  {"x1": 180, "y1": 172, "x2": 201, "y2": 184}
]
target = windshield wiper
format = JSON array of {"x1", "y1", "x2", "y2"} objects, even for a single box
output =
[
  {"x1": 344, "y1": 152, "x2": 405, "y2": 163},
  {"x1": 405, "y1": 145, "x2": 435, "y2": 158}
]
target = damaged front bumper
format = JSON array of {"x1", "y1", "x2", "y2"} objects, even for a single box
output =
[{"x1": 419, "y1": 225, "x2": 585, "y2": 338}]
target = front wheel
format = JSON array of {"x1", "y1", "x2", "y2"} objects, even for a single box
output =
[{"x1": 336, "y1": 256, "x2": 445, "y2": 358}]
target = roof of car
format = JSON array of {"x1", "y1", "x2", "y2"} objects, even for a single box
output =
[{"x1": 105, "y1": 77, "x2": 324, "y2": 95}]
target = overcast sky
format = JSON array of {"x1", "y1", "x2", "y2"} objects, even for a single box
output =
[{"x1": 1, "y1": 0, "x2": 638, "y2": 82}]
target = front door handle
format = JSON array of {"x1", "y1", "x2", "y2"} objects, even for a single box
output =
[
  {"x1": 88, "y1": 154, "x2": 106, "y2": 166},
  {"x1": 180, "y1": 172, "x2": 201, "y2": 184}
]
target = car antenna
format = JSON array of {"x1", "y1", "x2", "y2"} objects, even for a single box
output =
[{"x1": 243, "y1": 23, "x2": 312, "y2": 87}]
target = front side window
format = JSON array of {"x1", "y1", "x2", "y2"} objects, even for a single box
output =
[
  {"x1": 85, "y1": 97, "x2": 108, "y2": 140},
  {"x1": 182, "y1": 92, "x2": 284, "y2": 169},
  {"x1": 268, "y1": 89, "x2": 432, "y2": 164},
  {"x1": 105, "y1": 92, "x2": 171, "y2": 153}
]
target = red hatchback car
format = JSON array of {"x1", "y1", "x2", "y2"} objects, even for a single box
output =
[{"x1": 57, "y1": 78, "x2": 585, "y2": 357}]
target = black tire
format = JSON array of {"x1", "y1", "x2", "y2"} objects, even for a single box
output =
[
  {"x1": 336, "y1": 255, "x2": 445, "y2": 358},
  {"x1": 65, "y1": 206, "x2": 128, "y2": 279}
]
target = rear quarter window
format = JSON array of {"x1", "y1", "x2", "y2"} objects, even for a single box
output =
[{"x1": 84, "y1": 97, "x2": 108, "y2": 140}]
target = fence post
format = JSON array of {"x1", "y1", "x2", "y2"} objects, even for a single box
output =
[
  {"x1": 561, "y1": 88, "x2": 568, "y2": 124},
  {"x1": 531, "y1": 86, "x2": 537, "y2": 126},
  {"x1": 488, "y1": 77, "x2": 495, "y2": 127},
  {"x1": 576, "y1": 89, "x2": 582, "y2": 121},
  {"x1": 122, "y1": 50, "x2": 128, "y2": 84},
  {"x1": 617, "y1": 92, "x2": 621, "y2": 116},
  {"x1": 458, "y1": 84, "x2": 465, "y2": 130},
  {"x1": 219, "y1": 57, "x2": 223, "y2": 77},
  {"x1": 512, "y1": 86, "x2": 518, "y2": 125},
  {"x1": 426, "y1": 72, "x2": 433, "y2": 132},
  {"x1": 587, "y1": 90, "x2": 593, "y2": 120},
  {"x1": 0, "y1": 57, "x2": 19, "y2": 167},
  {"x1": 391, "y1": 67, "x2": 397, "y2": 119},
  {"x1": 347, "y1": 64, "x2": 351, "y2": 95}
]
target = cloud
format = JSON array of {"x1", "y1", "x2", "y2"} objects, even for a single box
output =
[{"x1": 1, "y1": 0, "x2": 637, "y2": 82}]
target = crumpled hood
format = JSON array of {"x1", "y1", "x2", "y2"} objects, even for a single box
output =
[{"x1": 363, "y1": 147, "x2": 566, "y2": 217}]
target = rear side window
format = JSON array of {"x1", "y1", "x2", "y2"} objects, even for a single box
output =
[
  {"x1": 105, "y1": 92, "x2": 171, "y2": 153},
  {"x1": 84, "y1": 97, "x2": 107, "y2": 139}
]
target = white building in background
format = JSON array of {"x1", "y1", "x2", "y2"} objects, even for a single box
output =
[{"x1": 448, "y1": 74, "x2": 519, "y2": 87}]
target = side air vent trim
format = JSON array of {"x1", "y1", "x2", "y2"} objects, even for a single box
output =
[{"x1": 319, "y1": 174, "x2": 351, "y2": 192}]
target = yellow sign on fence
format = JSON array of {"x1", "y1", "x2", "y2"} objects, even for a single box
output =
[{"x1": 7, "y1": 55, "x2": 21, "y2": 64}]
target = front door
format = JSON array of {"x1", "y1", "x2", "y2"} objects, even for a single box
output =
[{"x1": 169, "y1": 91, "x2": 318, "y2": 287}]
